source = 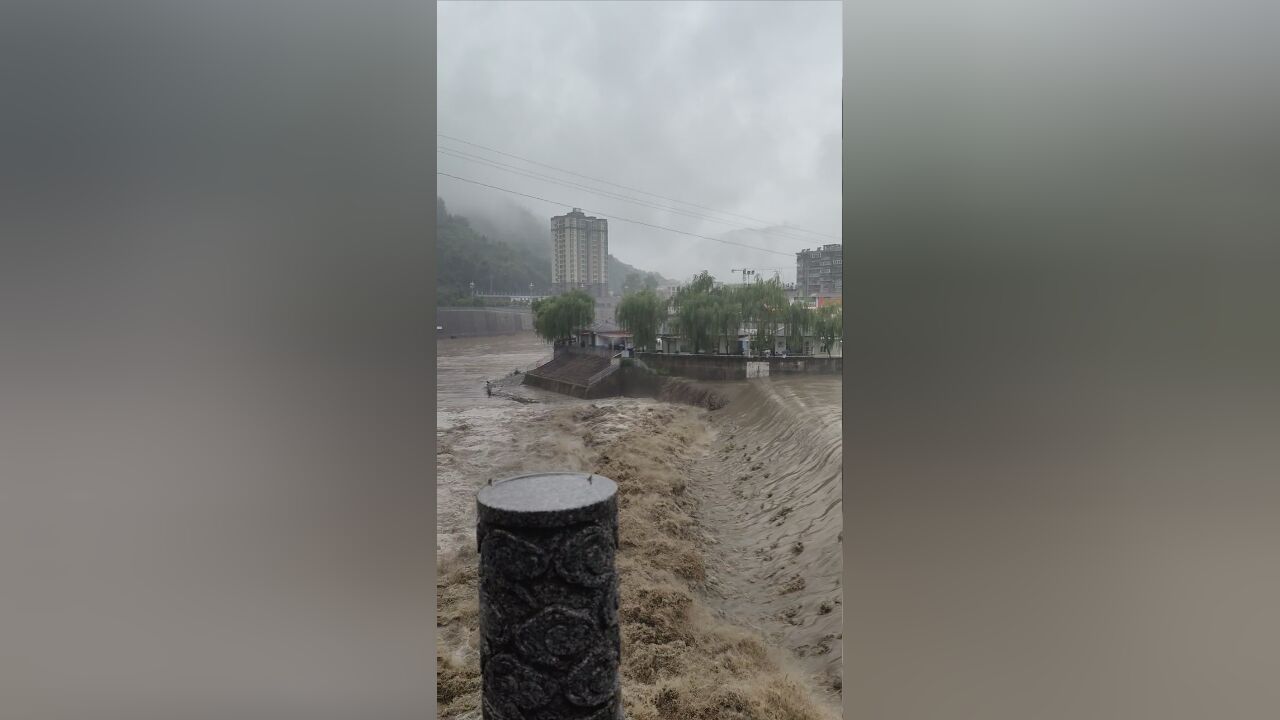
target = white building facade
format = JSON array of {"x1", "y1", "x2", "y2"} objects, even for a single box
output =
[{"x1": 551, "y1": 208, "x2": 609, "y2": 298}]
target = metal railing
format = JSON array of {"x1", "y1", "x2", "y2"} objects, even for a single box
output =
[{"x1": 584, "y1": 353, "x2": 622, "y2": 386}]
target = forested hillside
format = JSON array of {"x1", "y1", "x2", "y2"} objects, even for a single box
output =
[
  {"x1": 436, "y1": 197, "x2": 551, "y2": 306},
  {"x1": 608, "y1": 256, "x2": 668, "y2": 295}
]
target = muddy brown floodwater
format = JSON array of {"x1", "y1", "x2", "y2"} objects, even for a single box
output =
[
  {"x1": 693, "y1": 376, "x2": 844, "y2": 693},
  {"x1": 436, "y1": 332, "x2": 842, "y2": 716}
]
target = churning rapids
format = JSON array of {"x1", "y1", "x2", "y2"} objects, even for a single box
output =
[{"x1": 436, "y1": 332, "x2": 843, "y2": 714}]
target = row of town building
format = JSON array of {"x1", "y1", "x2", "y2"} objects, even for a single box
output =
[
  {"x1": 574, "y1": 311, "x2": 842, "y2": 358},
  {"x1": 549, "y1": 208, "x2": 843, "y2": 309},
  {"x1": 574, "y1": 325, "x2": 842, "y2": 357}
]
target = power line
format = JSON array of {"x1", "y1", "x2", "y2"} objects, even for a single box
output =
[
  {"x1": 436, "y1": 171, "x2": 795, "y2": 258},
  {"x1": 437, "y1": 146, "x2": 820, "y2": 248},
  {"x1": 437, "y1": 132, "x2": 841, "y2": 242}
]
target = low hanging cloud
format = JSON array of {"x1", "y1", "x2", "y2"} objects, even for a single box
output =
[{"x1": 436, "y1": 1, "x2": 842, "y2": 285}]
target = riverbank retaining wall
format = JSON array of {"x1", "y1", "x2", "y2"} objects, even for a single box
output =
[
  {"x1": 436, "y1": 307, "x2": 533, "y2": 337},
  {"x1": 522, "y1": 371, "x2": 621, "y2": 400},
  {"x1": 634, "y1": 353, "x2": 841, "y2": 381}
]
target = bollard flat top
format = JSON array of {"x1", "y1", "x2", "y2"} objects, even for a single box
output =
[{"x1": 478, "y1": 471, "x2": 617, "y2": 514}]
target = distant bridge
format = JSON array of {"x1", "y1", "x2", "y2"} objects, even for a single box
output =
[{"x1": 473, "y1": 294, "x2": 552, "y2": 303}]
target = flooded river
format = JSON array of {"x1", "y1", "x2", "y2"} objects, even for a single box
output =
[{"x1": 435, "y1": 331, "x2": 843, "y2": 707}]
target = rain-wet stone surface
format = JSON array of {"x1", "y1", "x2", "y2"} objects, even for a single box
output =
[{"x1": 477, "y1": 472, "x2": 623, "y2": 720}]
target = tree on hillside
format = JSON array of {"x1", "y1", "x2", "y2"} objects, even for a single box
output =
[
  {"x1": 532, "y1": 290, "x2": 595, "y2": 345},
  {"x1": 815, "y1": 304, "x2": 843, "y2": 357},
  {"x1": 609, "y1": 256, "x2": 668, "y2": 295},
  {"x1": 615, "y1": 289, "x2": 667, "y2": 351}
]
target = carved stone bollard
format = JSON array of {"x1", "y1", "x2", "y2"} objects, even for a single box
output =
[{"x1": 477, "y1": 472, "x2": 622, "y2": 720}]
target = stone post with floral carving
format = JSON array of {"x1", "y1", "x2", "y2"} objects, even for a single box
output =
[{"x1": 476, "y1": 472, "x2": 622, "y2": 720}]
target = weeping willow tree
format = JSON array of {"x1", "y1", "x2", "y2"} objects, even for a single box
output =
[
  {"x1": 673, "y1": 289, "x2": 719, "y2": 354},
  {"x1": 712, "y1": 298, "x2": 742, "y2": 355},
  {"x1": 783, "y1": 302, "x2": 815, "y2": 353},
  {"x1": 670, "y1": 272, "x2": 712, "y2": 353},
  {"x1": 531, "y1": 290, "x2": 595, "y2": 345},
  {"x1": 666, "y1": 272, "x2": 800, "y2": 354},
  {"x1": 814, "y1": 303, "x2": 843, "y2": 356},
  {"x1": 731, "y1": 278, "x2": 788, "y2": 353},
  {"x1": 614, "y1": 288, "x2": 666, "y2": 351},
  {"x1": 670, "y1": 271, "x2": 755, "y2": 354}
]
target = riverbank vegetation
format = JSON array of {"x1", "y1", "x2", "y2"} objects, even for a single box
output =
[
  {"x1": 531, "y1": 289, "x2": 595, "y2": 344},
  {"x1": 615, "y1": 289, "x2": 667, "y2": 351},
  {"x1": 618, "y1": 271, "x2": 841, "y2": 355},
  {"x1": 814, "y1": 304, "x2": 842, "y2": 357},
  {"x1": 526, "y1": 269, "x2": 842, "y2": 356}
]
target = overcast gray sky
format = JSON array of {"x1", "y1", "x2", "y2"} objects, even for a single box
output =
[{"x1": 437, "y1": 0, "x2": 841, "y2": 285}]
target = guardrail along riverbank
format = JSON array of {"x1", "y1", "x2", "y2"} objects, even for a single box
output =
[{"x1": 635, "y1": 352, "x2": 841, "y2": 382}]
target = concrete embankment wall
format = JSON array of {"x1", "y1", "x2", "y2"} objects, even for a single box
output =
[
  {"x1": 436, "y1": 307, "x2": 533, "y2": 337},
  {"x1": 522, "y1": 363, "x2": 726, "y2": 409},
  {"x1": 522, "y1": 373, "x2": 589, "y2": 398},
  {"x1": 634, "y1": 353, "x2": 841, "y2": 381},
  {"x1": 522, "y1": 370, "x2": 621, "y2": 400}
]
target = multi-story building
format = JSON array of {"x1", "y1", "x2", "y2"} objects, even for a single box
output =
[
  {"x1": 795, "y1": 243, "x2": 842, "y2": 303},
  {"x1": 551, "y1": 208, "x2": 609, "y2": 298}
]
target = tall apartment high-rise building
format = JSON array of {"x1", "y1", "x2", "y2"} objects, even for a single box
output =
[
  {"x1": 551, "y1": 208, "x2": 609, "y2": 297},
  {"x1": 796, "y1": 243, "x2": 843, "y2": 300}
]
